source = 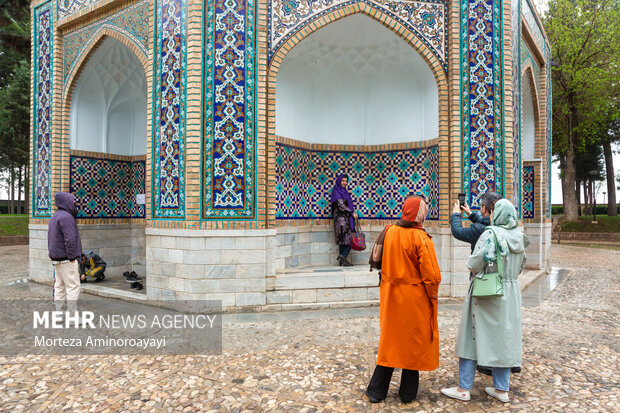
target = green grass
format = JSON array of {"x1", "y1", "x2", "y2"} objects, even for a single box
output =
[
  {"x1": 560, "y1": 215, "x2": 620, "y2": 233},
  {"x1": 0, "y1": 214, "x2": 29, "y2": 236}
]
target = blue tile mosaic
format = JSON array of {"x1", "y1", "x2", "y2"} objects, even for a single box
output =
[
  {"x1": 460, "y1": 0, "x2": 504, "y2": 209},
  {"x1": 32, "y1": 2, "x2": 53, "y2": 218},
  {"x1": 275, "y1": 143, "x2": 439, "y2": 220},
  {"x1": 70, "y1": 155, "x2": 146, "y2": 219},
  {"x1": 203, "y1": 0, "x2": 257, "y2": 219},
  {"x1": 152, "y1": 0, "x2": 187, "y2": 218},
  {"x1": 522, "y1": 165, "x2": 535, "y2": 219}
]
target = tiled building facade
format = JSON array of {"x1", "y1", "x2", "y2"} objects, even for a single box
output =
[{"x1": 30, "y1": 0, "x2": 552, "y2": 310}]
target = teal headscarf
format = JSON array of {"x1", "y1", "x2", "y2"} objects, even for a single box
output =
[{"x1": 481, "y1": 199, "x2": 520, "y2": 263}]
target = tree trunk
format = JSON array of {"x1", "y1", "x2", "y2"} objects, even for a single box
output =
[
  {"x1": 9, "y1": 166, "x2": 14, "y2": 214},
  {"x1": 24, "y1": 166, "x2": 29, "y2": 216},
  {"x1": 562, "y1": 150, "x2": 580, "y2": 220},
  {"x1": 576, "y1": 179, "x2": 582, "y2": 216},
  {"x1": 18, "y1": 166, "x2": 22, "y2": 214},
  {"x1": 603, "y1": 140, "x2": 617, "y2": 216},
  {"x1": 562, "y1": 107, "x2": 580, "y2": 221}
]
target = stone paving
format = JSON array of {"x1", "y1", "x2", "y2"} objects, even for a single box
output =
[{"x1": 0, "y1": 244, "x2": 618, "y2": 412}]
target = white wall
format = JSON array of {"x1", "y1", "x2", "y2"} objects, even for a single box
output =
[
  {"x1": 70, "y1": 38, "x2": 147, "y2": 156},
  {"x1": 522, "y1": 74, "x2": 536, "y2": 161},
  {"x1": 276, "y1": 14, "x2": 439, "y2": 145}
]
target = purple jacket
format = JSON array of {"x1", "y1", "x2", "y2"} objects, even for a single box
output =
[{"x1": 48, "y1": 192, "x2": 82, "y2": 261}]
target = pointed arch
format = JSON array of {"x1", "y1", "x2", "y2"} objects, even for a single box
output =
[
  {"x1": 264, "y1": 3, "x2": 450, "y2": 226},
  {"x1": 63, "y1": 28, "x2": 148, "y2": 101},
  {"x1": 521, "y1": 63, "x2": 543, "y2": 160},
  {"x1": 60, "y1": 29, "x2": 150, "y2": 190}
]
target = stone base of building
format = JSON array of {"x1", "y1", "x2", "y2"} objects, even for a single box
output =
[
  {"x1": 29, "y1": 223, "x2": 145, "y2": 284},
  {"x1": 28, "y1": 222, "x2": 549, "y2": 312},
  {"x1": 523, "y1": 223, "x2": 552, "y2": 271}
]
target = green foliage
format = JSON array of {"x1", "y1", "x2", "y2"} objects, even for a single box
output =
[
  {"x1": 0, "y1": 0, "x2": 30, "y2": 173},
  {"x1": 0, "y1": 60, "x2": 30, "y2": 169},
  {"x1": 546, "y1": 0, "x2": 620, "y2": 155},
  {"x1": 552, "y1": 204, "x2": 620, "y2": 215},
  {"x1": 0, "y1": 214, "x2": 28, "y2": 236},
  {"x1": 560, "y1": 215, "x2": 620, "y2": 233}
]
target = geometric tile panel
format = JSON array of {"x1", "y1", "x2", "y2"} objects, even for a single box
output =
[
  {"x1": 152, "y1": 0, "x2": 188, "y2": 218},
  {"x1": 275, "y1": 143, "x2": 439, "y2": 220},
  {"x1": 32, "y1": 2, "x2": 53, "y2": 217},
  {"x1": 57, "y1": 0, "x2": 103, "y2": 20},
  {"x1": 269, "y1": 0, "x2": 448, "y2": 71},
  {"x1": 70, "y1": 156, "x2": 146, "y2": 219},
  {"x1": 63, "y1": 0, "x2": 150, "y2": 86},
  {"x1": 203, "y1": 0, "x2": 257, "y2": 219},
  {"x1": 522, "y1": 165, "x2": 535, "y2": 219},
  {"x1": 460, "y1": 0, "x2": 504, "y2": 209}
]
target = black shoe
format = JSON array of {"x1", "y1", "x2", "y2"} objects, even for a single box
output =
[
  {"x1": 342, "y1": 258, "x2": 353, "y2": 267},
  {"x1": 80, "y1": 277, "x2": 87, "y2": 284},
  {"x1": 337, "y1": 255, "x2": 346, "y2": 266},
  {"x1": 399, "y1": 395, "x2": 415, "y2": 404},
  {"x1": 364, "y1": 390, "x2": 383, "y2": 403},
  {"x1": 477, "y1": 366, "x2": 493, "y2": 376},
  {"x1": 511, "y1": 366, "x2": 521, "y2": 373}
]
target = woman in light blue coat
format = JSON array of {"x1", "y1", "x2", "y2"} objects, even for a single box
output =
[{"x1": 441, "y1": 199, "x2": 529, "y2": 403}]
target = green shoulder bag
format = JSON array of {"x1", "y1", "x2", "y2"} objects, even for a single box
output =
[{"x1": 471, "y1": 230, "x2": 504, "y2": 297}]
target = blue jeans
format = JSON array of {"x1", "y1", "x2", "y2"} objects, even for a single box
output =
[{"x1": 459, "y1": 358, "x2": 510, "y2": 391}]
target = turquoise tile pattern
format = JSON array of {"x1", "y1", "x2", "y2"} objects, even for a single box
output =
[
  {"x1": 203, "y1": 0, "x2": 257, "y2": 219},
  {"x1": 275, "y1": 143, "x2": 439, "y2": 220},
  {"x1": 522, "y1": 165, "x2": 535, "y2": 219},
  {"x1": 70, "y1": 155, "x2": 146, "y2": 219},
  {"x1": 32, "y1": 2, "x2": 53, "y2": 218}
]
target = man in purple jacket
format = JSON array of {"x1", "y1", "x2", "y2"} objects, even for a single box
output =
[{"x1": 48, "y1": 192, "x2": 82, "y2": 311}]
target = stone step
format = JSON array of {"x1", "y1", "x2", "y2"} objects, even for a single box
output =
[{"x1": 267, "y1": 266, "x2": 379, "y2": 291}]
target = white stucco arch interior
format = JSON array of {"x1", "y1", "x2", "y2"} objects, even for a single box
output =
[
  {"x1": 70, "y1": 37, "x2": 147, "y2": 156},
  {"x1": 275, "y1": 14, "x2": 439, "y2": 145},
  {"x1": 522, "y1": 73, "x2": 536, "y2": 161}
]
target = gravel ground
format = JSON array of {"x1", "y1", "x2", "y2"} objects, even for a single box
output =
[{"x1": 0, "y1": 244, "x2": 618, "y2": 412}]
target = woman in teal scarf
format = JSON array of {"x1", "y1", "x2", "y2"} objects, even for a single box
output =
[{"x1": 441, "y1": 199, "x2": 529, "y2": 403}]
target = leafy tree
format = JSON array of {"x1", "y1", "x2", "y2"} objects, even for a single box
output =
[
  {"x1": 0, "y1": 0, "x2": 30, "y2": 212},
  {"x1": 545, "y1": 0, "x2": 620, "y2": 220}
]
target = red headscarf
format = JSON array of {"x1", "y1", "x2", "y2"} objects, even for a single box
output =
[{"x1": 400, "y1": 196, "x2": 427, "y2": 230}]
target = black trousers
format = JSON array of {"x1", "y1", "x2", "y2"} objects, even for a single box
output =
[
  {"x1": 366, "y1": 365, "x2": 419, "y2": 401},
  {"x1": 339, "y1": 244, "x2": 351, "y2": 258}
]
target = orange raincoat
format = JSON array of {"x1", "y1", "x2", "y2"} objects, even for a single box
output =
[{"x1": 376, "y1": 225, "x2": 441, "y2": 371}]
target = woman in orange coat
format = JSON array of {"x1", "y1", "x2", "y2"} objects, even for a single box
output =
[{"x1": 365, "y1": 195, "x2": 441, "y2": 404}]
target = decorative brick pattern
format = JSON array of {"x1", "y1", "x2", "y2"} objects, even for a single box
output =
[
  {"x1": 32, "y1": 2, "x2": 53, "y2": 218},
  {"x1": 152, "y1": 0, "x2": 188, "y2": 218},
  {"x1": 522, "y1": 164, "x2": 535, "y2": 219},
  {"x1": 63, "y1": 0, "x2": 150, "y2": 86},
  {"x1": 269, "y1": 0, "x2": 447, "y2": 70},
  {"x1": 275, "y1": 140, "x2": 439, "y2": 220},
  {"x1": 203, "y1": 0, "x2": 257, "y2": 219},
  {"x1": 70, "y1": 154, "x2": 146, "y2": 219},
  {"x1": 511, "y1": 0, "x2": 521, "y2": 218},
  {"x1": 460, "y1": 0, "x2": 504, "y2": 209}
]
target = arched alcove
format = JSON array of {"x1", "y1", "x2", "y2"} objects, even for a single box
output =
[
  {"x1": 70, "y1": 37, "x2": 147, "y2": 156},
  {"x1": 522, "y1": 70, "x2": 537, "y2": 161},
  {"x1": 276, "y1": 14, "x2": 439, "y2": 145}
]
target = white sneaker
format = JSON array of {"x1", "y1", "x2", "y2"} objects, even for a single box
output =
[
  {"x1": 485, "y1": 387, "x2": 509, "y2": 403},
  {"x1": 440, "y1": 387, "x2": 471, "y2": 401}
]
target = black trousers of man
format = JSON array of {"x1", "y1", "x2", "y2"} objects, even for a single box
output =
[{"x1": 366, "y1": 365, "x2": 419, "y2": 403}]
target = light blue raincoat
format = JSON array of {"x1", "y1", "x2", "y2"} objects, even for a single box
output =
[{"x1": 455, "y1": 199, "x2": 530, "y2": 367}]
